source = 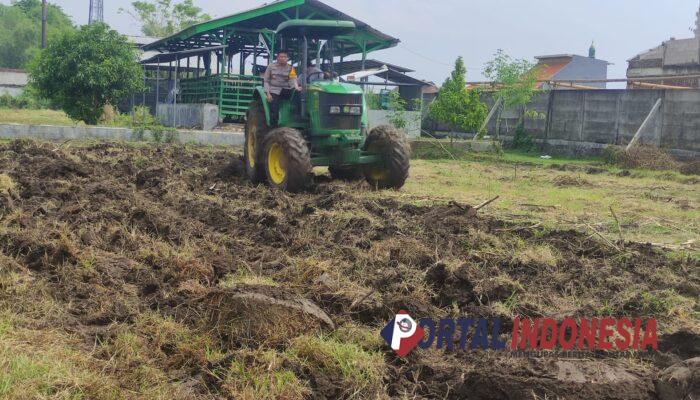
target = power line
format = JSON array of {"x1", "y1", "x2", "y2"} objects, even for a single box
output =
[
  {"x1": 397, "y1": 45, "x2": 451, "y2": 67},
  {"x1": 397, "y1": 45, "x2": 482, "y2": 71}
]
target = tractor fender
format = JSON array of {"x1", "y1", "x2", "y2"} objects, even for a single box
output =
[{"x1": 253, "y1": 87, "x2": 272, "y2": 126}]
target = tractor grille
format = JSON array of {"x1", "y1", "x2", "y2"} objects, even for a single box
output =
[{"x1": 319, "y1": 93, "x2": 363, "y2": 130}]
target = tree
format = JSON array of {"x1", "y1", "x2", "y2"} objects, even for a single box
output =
[
  {"x1": 428, "y1": 56, "x2": 487, "y2": 133},
  {"x1": 483, "y1": 49, "x2": 539, "y2": 109},
  {"x1": 30, "y1": 23, "x2": 145, "y2": 124},
  {"x1": 0, "y1": 0, "x2": 75, "y2": 69},
  {"x1": 121, "y1": 0, "x2": 211, "y2": 38},
  {"x1": 483, "y1": 50, "x2": 541, "y2": 141}
]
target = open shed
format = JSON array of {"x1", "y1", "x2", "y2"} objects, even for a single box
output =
[{"x1": 141, "y1": 0, "x2": 400, "y2": 121}]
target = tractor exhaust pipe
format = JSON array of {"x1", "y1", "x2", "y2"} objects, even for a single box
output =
[{"x1": 301, "y1": 35, "x2": 308, "y2": 116}]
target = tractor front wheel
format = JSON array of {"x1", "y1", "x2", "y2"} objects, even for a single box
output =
[
  {"x1": 263, "y1": 127, "x2": 312, "y2": 192},
  {"x1": 245, "y1": 100, "x2": 268, "y2": 183},
  {"x1": 363, "y1": 125, "x2": 410, "y2": 190}
]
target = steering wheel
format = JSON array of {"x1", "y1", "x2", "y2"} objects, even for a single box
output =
[{"x1": 308, "y1": 71, "x2": 326, "y2": 82}]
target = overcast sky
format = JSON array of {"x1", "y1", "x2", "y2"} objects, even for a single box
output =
[{"x1": 4, "y1": 0, "x2": 700, "y2": 84}]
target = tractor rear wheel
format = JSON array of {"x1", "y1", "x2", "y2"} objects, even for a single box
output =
[
  {"x1": 363, "y1": 125, "x2": 410, "y2": 190},
  {"x1": 329, "y1": 165, "x2": 363, "y2": 181},
  {"x1": 262, "y1": 127, "x2": 312, "y2": 192},
  {"x1": 245, "y1": 100, "x2": 268, "y2": 183}
]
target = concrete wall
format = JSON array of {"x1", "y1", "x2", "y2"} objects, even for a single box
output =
[
  {"x1": 0, "y1": 123, "x2": 244, "y2": 147},
  {"x1": 0, "y1": 69, "x2": 28, "y2": 97},
  {"x1": 156, "y1": 103, "x2": 219, "y2": 131},
  {"x1": 480, "y1": 89, "x2": 700, "y2": 159},
  {"x1": 368, "y1": 110, "x2": 422, "y2": 138}
]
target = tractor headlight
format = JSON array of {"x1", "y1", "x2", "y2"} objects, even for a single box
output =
[
  {"x1": 329, "y1": 106, "x2": 341, "y2": 114},
  {"x1": 348, "y1": 106, "x2": 361, "y2": 115}
]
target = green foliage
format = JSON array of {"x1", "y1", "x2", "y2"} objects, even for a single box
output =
[
  {"x1": 0, "y1": 88, "x2": 51, "y2": 110},
  {"x1": 511, "y1": 123, "x2": 534, "y2": 151},
  {"x1": 385, "y1": 91, "x2": 422, "y2": 131},
  {"x1": 29, "y1": 23, "x2": 146, "y2": 125},
  {"x1": 428, "y1": 56, "x2": 487, "y2": 132},
  {"x1": 483, "y1": 49, "x2": 539, "y2": 109},
  {"x1": 365, "y1": 91, "x2": 381, "y2": 110},
  {"x1": 0, "y1": 0, "x2": 75, "y2": 69},
  {"x1": 105, "y1": 105, "x2": 177, "y2": 143},
  {"x1": 121, "y1": 0, "x2": 211, "y2": 37}
]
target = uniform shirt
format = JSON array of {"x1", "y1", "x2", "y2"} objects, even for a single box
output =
[{"x1": 264, "y1": 63, "x2": 296, "y2": 95}]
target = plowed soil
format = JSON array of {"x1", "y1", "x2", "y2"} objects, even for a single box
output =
[{"x1": 0, "y1": 140, "x2": 698, "y2": 399}]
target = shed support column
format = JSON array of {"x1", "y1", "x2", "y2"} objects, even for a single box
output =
[
  {"x1": 155, "y1": 64, "x2": 160, "y2": 112},
  {"x1": 240, "y1": 52, "x2": 247, "y2": 75},
  {"x1": 361, "y1": 40, "x2": 368, "y2": 84}
]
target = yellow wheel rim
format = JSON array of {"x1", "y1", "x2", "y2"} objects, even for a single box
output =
[
  {"x1": 369, "y1": 167, "x2": 389, "y2": 181},
  {"x1": 366, "y1": 142, "x2": 388, "y2": 182},
  {"x1": 268, "y1": 143, "x2": 286, "y2": 185},
  {"x1": 247, "y1": 125, "x2": 256, "y2": 169}
]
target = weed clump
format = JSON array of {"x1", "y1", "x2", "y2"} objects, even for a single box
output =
[
  {"x1": 552, "y1": 174, "x2": 592, "y2": 187},
  {"x1": 603, "y1": 145, "x2": 679, "y2": 171}
]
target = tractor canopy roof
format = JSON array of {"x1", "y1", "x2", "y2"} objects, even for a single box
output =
[
  {"x1": 142, "y1": 0, "x2": 399, "y2": 59},
  {"x1": 276, "y1": 19, "x2": 356, "y2": 38}
]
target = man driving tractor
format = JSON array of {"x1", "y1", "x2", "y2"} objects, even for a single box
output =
[{"x1": 263, "y1": 50, "x2": 301, "y2": 126}]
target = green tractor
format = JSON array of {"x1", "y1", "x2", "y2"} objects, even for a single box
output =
[{"x1": 244, "y1": 20, "x2": 410, "y2": 192}]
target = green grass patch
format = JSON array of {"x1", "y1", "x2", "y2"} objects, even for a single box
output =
[
  {"x1": 0, "y1": 108, "x2": 77, "y2": 126},
  {"x1": 411, "y1": 139, "x2": 601, "y2": 166},
  {"x1": 0, "y1": 312, "x2": 122, "y2": 400},
  {"x1": 286, "y1": 334, "x2": 386, "y2": 399},
  {"x1": 223, "y1": 350, "x2": 311, "y2": 400},
  {"x1": 399, "y1": 156, "x2": 699, "y2": 251}
]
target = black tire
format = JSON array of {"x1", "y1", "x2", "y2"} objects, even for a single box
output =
[
  {"x1": 262, "y1": 127, "x2": 312, "y2": 192},
  {"x1": 329, "y1": 165, "x2": 363, "y2": 181},
  {"x1": 244, "y1": 100, "x2": 268, "y2": 183},
  {"x1": 363, "y1": 125, "x2": 410, "y2": 190}
]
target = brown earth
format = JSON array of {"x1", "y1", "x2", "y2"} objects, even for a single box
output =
[{"x1": 0, "y1": 139, "x2": 698, "y2": 399}]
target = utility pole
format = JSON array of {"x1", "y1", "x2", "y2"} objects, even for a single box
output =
[
  {"x1": 89, "y1": 0, "x2": 104, "y2": 24},
  {"x1": 41, "y1": 0, "x2": 47, "y2": 48}
]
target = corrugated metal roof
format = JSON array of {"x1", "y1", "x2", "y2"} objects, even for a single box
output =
[
  {"x1": 535, "y1": 62, "x2": 569, "y2": 88},
  {"x1": 142, "y1": 0, "x2": 399, "y2": 57},
  {"x1": 333, "y1": 59, "x2": 427, "y2": 86}
]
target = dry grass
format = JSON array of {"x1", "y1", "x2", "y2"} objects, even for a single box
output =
[
  {"x1": 603, "y1": 145, "x2": 680, "y2": 171},
  {"x1": 219, "y1": 270, "x2": 279, "y2": 287},
  {"x1": 0, "y1": 174, "x2": 15, "y2": 194},
  {"x1": 514, "y1": 244, "x2": 559, "y2": 267}
]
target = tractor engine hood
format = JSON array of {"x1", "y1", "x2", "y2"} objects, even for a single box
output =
[{"x1": 308, "y1": 81, "x2": 363, "y2": 95}]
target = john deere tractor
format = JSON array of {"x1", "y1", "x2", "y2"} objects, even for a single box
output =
[{"x1": 244, "y1": 20, "x2": 410, "y2": 192}]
